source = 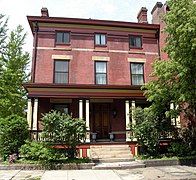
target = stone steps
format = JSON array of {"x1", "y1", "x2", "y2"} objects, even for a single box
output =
[{"x1": 90, "y1": 144, "x2": 134, "y2": 163}]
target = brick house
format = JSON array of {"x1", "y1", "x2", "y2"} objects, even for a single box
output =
[{"x1": 24, "y1": 2, "x2": 172, "y2": 158}]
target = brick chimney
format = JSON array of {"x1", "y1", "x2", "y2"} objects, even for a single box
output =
[
  {"x1": 137, "y1": 7, "x2": 148, "y2": 23},
  {"x1": 41, "y1": 7, "x2": 49, "y2": 17},
  {"x1": 151, "y1": 2, "x2": 164, "y2": 24}
]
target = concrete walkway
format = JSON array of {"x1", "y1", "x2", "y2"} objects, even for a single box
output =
[{"x1": 0, "y1": 165, "x2": 195, "y2": 180}]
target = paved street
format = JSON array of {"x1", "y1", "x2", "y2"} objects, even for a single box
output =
[{"x1": 0, "y1": 165, "x2": 196, "y2": 180}]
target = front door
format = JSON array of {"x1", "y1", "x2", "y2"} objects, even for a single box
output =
[{"x1": 93, "y1": 103, "x2": 110, "y2": 139}]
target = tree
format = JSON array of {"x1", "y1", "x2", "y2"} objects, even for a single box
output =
[
  {"x1": 143, "y1": 0, "x2": 196, "y2": 151},
  {"x1": 0, "y1": 14, "x2": 8, "y2": 79},
  {"x1": 0, "y1": 25, "x2": 29, "y2": 118}
]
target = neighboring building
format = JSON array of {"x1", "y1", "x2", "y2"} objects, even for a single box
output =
[{"x1": 24, "y1": 2, "x2": 171, "y2": 157}]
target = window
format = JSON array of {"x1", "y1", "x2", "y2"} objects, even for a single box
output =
[
  {"x1": 56, "y1": 32, "x2": 70, "y2": 44},
  {"x1": 95, "y1": 34, "x2": 106, "y2": 46},
  {"x1": 129, "y1": 35, "x2": 142, "y2": 48},
  {"x1": 131, "y1": 63, "x2": 144, "y2": 85},
  {"x1": 54, "y1": 60, "x2": 69, "y2": 83},
  {"x1": 95, "y1": 61, "x2": 107, "y2": 84},
  {"x1": 54, "y1": 104, "x2": 69, "y2": 114}
]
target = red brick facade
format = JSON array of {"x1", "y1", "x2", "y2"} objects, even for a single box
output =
[{"x1": 24, "y1": 3, "x2": 169, "y2": 156}]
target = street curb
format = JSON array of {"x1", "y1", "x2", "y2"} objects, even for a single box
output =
[
  {"x1": 0, "y1": 163, "x2": 95, "y2": 170},
  {"x1": 141, "y1": 158, "x2": 196, "y2": 167}
]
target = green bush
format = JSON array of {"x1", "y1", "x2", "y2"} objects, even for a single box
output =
[
  {"x1": 168, "y1": 142, "x2": 191, "y2": 157},
  {"x1": 0, "y1": 115, "x2": 29, "y2": 160},
  {"x1": 42, "y1": 110, "x2": 86, "y2": 158},
  {"x1": 130, "y1": 107, "x2": 159, "y2": 156},
  {"x1": 20, "y1": 141, "x2": 58, "y2": 162}
]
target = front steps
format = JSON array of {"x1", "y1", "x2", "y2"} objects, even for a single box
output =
[{"x1": 90, "y1": 144, "x2": 134, "y2": 163}]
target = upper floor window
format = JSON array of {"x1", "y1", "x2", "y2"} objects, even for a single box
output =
[
  {"x1": 54, "y1": 60, "x2": 69, "y2": 83},
  {"x1": 56, "y1": 32, "x2": 70, "y2": 44},
  {"x1": 129, "y1": 35, "x2": 142, "y2": 48},
  {"x1": 95, "y1": 34, "x2": 106, "y2": 46},
  {"x1": 131, "y1": 63, "x2": 144, "y2": 85},
  {"x1": 95, "y1": 61, "x2": 107, "y2": 84}
]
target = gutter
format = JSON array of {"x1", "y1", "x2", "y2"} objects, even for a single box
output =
[{"x1": 31, "y1": 22, "x2": 39, "y2": 82}]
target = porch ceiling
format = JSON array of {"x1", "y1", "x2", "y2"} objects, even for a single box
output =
[{"x1": 23, "y1": 83, "x2": 145, "y2": 99}]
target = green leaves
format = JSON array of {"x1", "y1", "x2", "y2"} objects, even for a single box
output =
[
  {"x1": 0, "y1": 24, "x2": 29, "y2": 118},
  {"x1": 144, "y1": 0, "x2": 196, "y2": 127},
  {"x1": 0, "y1": 115, "x2": 29, "y2": 159},
  {"x1": 41, "y1": 110, "x2": 86, "y2": 158}
]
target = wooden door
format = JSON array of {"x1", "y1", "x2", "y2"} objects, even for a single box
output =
[{"x1": 93, "y1": 104, "x2": 110, "y2": 139}]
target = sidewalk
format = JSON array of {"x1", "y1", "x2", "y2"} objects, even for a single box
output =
[{"x1": 0, "y1": 165, "x2": 196, "y2": 180}]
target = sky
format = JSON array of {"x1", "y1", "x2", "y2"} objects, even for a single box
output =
[{"x1": 0, "y1": 0, "x2": 166, "y2": 54}]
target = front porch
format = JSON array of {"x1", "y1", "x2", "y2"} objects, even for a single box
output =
[
  {"x1": 27, "y1": 98, "x2": 149, "y2": 143},
  {"x1": 24, "y1": 83, "x2": 148, "y2": 156}
]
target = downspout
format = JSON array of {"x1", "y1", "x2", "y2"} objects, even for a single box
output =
[
  {"x1": 156, "y1": 29, "x2": 161, "y2": 60},
  {"x1": 31, "y1": 21, "x2": 39, "y2": 82}
]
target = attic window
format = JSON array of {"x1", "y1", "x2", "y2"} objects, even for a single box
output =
[{"x1": 56, "y1": 32, "x2": 70, "y2": 44}]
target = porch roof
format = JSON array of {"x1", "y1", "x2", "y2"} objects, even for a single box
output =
[{"x1": 23, "y1": 83, "x2": 145, "y2": 99}]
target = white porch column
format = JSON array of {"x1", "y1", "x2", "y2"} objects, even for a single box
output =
[
  {"x1": 131, "y1": 100, "x2": 136, "y2": 126},
  {"x1": 85, "y1": 99, "x2": 90, "y2": 143},
  {"x1": 170, "y1": 103, "x2": 181, "y2": 128},
  {"x1": 175, "y1": 105, "x2": 181, "y2": 128},
  {"x1": 32, "y1": 98, "x2": 38, "y2": 131},
  {"x1": 170, "y1": 102, "x2": 176, "y2": 126},
  {"x1": 131, "y1": 100, "x2": 137, "y2": 141},
  {"x1": 27, "y1": 98, "x2": 32, "y2": 130},
  {"x1": 125, "y1": 100, "x2": 131, "y2": 141},
  {"x1": 79, "y1": 99, "x2": 83, "y2": 119}
]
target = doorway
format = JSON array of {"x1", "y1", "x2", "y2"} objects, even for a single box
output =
[{"x1": 92, "y1": 103, "x2": 110, "y2": 139}]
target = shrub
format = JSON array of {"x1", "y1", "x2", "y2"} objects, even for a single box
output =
[
  {"x1": 20, "y1": 141, "x2": 58, "y2": 162},
  {"x1": 42, "y1": 111, "x2": 86, "y2": 158},
  {"x1": 168, "y1": 142, "x2": 191, "y2": 157},
  {"x1": 0, "y1": 115, "x2": 29, "y2": 160},
  {"x1": 130, "y1": 107, "x2": 159, "y2": 156}
]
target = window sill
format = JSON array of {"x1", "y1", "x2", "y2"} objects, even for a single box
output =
[
  {"x1": 129, "y1": 47, "x2": 143, "y2": 50},
  {"x1": 55, "y1": 43, "x2": 71, "y2": 46},
  {"x1": 94, "y1": 44, "x2": 107, "y2": 47}
]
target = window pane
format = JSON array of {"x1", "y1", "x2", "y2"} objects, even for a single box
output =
[
  {"x1": 55, "y1": 61, "x2": 68, "y2": 72},
  {"x1": 95, "y1": 34, "x2": 100, "y2": 45},
  {"x1": 56, "y1": 32, "x2": 63, "y2": 43},
  {"x1": 96, "y1": 62, "x2": 106, "y2": 73},
  {"x1": 131, "y1": 64, "x2": 143, "y2": 74},
  {"x1": 96, "y1": 74, "x2": 106, "y2": 84},
  {"x1": 132, "y1": 75, "x2": 144, "y2": 85},
  {"x1": 100, "y1": 35, "x2": 106, "y2": 45},
  {"x1": 56, "y1": 32, "x2": 69, "y2": 43},
  {"x1": 130, "y1": 36, "x2": 142, "y2": 48},
  {"x1": 63, "y1": 33, "x2": 70, "y2": 43},
  {"x1": 54, "y1": 104, "x2": 69, "y2": 114},
  {"x1": 135, "y1": 37, "x2": 141, "y2": 48},
  {"x1": 55, "y1": 72, "x2": 68, "y2": 83}
]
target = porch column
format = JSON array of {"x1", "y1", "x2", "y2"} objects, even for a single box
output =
[
  {"x1": 176, "y1": 105, "x2": 181, "y2": 128},
  {"x1": 170, "y1": 102, "x2": 175, "y2": 126},
  {"x1": 27, "y1": 98, "x2": 32, "y2": 130},
  {"x1": 131, "y1": 100, "x2": 137, "y2": 141},
  {"x1": 79, "y1": 99, "x2": 83, "y2": 119},
  {"x1": 131, "y1": 100, "x2": 136, "y2": 126},
  {"x1": 85, "y1": 99, "x2": 90, "y2": 143},
  {"x1": 125, "y1": 100, "x2": 131, "y2": 142},
  {"x1": 170, "y1": 103, "x2": 181, "y2": 128},
  {"x1": 32, "y1": 98, "x2": 38, "y2": 140}
]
